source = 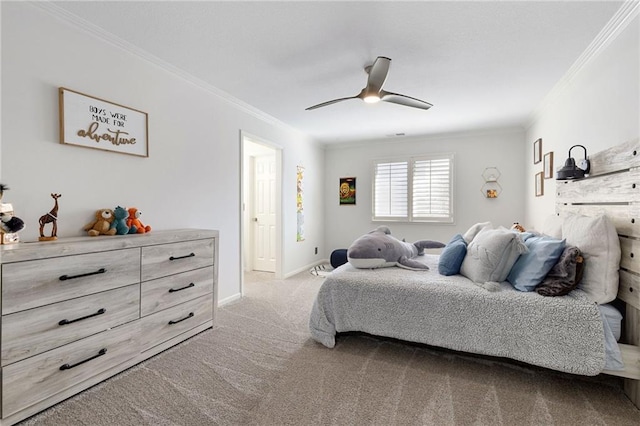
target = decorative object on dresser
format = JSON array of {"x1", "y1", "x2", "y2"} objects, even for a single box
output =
[
  {"x1": 0, "y1": 209, "x2": 25, "y2": 236},
  {"x1": 83, "y1": 208, "x2": 117, "y2": 236},
  {"x1": 111, "y1": 206, "x2": 130, "y2": 235},
  {"x1": 126, "y1": 207, "x2": 151, "y2": 233},
  {"x1": 0, "y1": 229, "x2": 218, "y2": 425},
  {"x1": 38, "y1": 193, "x2": 62, "y2": 241},
  {"x1": 0, "y1": 185, "x2": 24, "y2": 245}
]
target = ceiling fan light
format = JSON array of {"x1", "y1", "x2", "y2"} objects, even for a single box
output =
[{"x1": 363, "y1": 94, "x2": 380, "y2": 104}]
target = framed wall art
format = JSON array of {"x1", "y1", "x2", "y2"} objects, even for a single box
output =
[
  {"x1": 339, "y1": 177, "x2": 356, "y2": 205},
  {"x1": 535, "y1": 172, "x2": 544, "y2": 197},
  {"x1": 59, "y1": 87, "x2": 149, "y2": 157},
  {"x1": 296, "y1": 166, "x2": 305, "y2": 242},
  {"x1": 544, "y1": 152, "x2": 554, "y2": 179},
  {"x1": 533, "y1": 138, "x2": 542, "y2": 164}
]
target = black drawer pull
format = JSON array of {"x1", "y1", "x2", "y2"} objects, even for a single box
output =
[
  {"x1": 59, "y1": 268, "x2": 106, "y2": 281},
  {"x1": 59, "y1": 308, "x2": 106, "y2": 326},
  {"x1": 169, "y1": 253, "x2": 195, "y2": 261},
  {"x1": 169, "y1": 282, "x2": 195, "y2": 293},
  {"x1": 168, "y1": 312, "x2": 194, "y2": 325},
  {"x1": 60, "y1": 348, "x2": 107, "y2": 371}
]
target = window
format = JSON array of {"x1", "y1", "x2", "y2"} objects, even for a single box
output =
[{"x1": 373, "y1": 153, "x2": 454, "y2": 223}]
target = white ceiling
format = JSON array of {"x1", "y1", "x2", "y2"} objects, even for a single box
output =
[{"x1": 49, "y1": 0, "x2": 624, "y2": 145}]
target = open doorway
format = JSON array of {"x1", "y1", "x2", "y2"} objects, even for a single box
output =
[{"x1": 240, "y1": 132, "x2": 283, "y2": 293}]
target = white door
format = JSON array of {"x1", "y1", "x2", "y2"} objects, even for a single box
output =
[{"x1": 253, "y1": 154, "x2": 276, "y2": 272}]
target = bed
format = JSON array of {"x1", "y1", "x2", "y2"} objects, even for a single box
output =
[{"x1": 310, "y1": 138, "x2": 640, "y2": 408}]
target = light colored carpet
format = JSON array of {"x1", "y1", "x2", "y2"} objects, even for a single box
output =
[{"x1": 20, "y1": 270, "x2": 640, "y2": 425}]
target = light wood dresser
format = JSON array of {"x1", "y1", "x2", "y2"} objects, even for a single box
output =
[{"x1": 0, "y1": 229, "x2": 218, "y2": 425}]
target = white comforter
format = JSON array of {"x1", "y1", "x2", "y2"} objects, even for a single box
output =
[{"x1": 310, "y1": 255, "x2": 608, "y2": 376}]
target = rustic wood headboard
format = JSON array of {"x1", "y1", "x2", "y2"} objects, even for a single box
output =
[{"x1": 556, "y1": 138, "x2": 640, "y2": 407}]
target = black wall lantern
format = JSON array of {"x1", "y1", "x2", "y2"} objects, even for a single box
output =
[{"x1": 556, "y1": 145, "x2": 590, "y2": 180}]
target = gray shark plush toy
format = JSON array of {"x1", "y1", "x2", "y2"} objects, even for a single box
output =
[{"x1": 347, "y1": 226, "x2": 445, "y2": 270}]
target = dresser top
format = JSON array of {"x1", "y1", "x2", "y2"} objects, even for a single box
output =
[{"x1": 0, "y1": 229, "x2": 218, "y2": 263}]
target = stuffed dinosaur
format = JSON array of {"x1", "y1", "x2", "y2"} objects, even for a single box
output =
[{"x1": 347, "y1": 226, "x2": 445, "y2": 270}]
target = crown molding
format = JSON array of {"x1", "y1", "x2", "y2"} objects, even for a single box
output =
[
  {"x1": 30, "y1": 1, "x2": 305, "y2": 138},
  {"x1": 526, "y1": 0, "x2": 640, "y2": 129},
  {"x1": 323, "y1": 125, "x2": 525, "y2": 151}
]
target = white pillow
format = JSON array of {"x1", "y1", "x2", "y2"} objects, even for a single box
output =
[
  {"x1": 460, "y1": 227, "x2": 528, "y2": 285},
  {"x1": 462, "y1": 221, "x2": 492, "y2": 244},
  {"x1": 562, "y1": 214, "x2": 621, "y2": 304},
  {"x1": 542, "y1": 214, "x2": 563, "y2": 239}
]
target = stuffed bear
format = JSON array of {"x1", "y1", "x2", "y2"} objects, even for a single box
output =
[
  {"x1": 111, "y1": 206, "x2": 130, "y2": 235},
  {"x1": 84, "y1": 209, "x2": 117, "y2": 236},
  {"x1": 127, "y1": 207, "x2": 151, "y2": 234}
]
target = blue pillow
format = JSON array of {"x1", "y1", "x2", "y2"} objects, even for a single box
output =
[
  {"x1": 507, "y1": 235, "x2": 566, "y2": 291},
  {"x1": 438, "y1": 234, "x2": 467, "y2": 276}
]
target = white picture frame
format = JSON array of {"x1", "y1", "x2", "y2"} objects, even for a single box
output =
[{"x1": 59, "y1": 87, "x2": 149, "y2": 157}]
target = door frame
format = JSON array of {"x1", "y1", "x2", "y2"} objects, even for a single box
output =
[{"x1": 239, "y1": 131, "x2": 283, "y2": 293}]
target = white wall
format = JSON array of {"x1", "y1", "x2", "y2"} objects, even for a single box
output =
[
  {"x1": 525, "y1": 12, "x2": 639, "y2": 231},
  {"x1": 0, "y1": 3, "x2": 325, "y2": 303},
  {"x1": 324, "y1": 129, "x2": 526, "y2": 252}
]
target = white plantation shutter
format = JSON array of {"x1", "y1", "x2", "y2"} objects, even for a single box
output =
[
  {"x1": 412, "y1": 157, "x2": 452, "y2": 221},
  {"x1": 374, "y1": 161, "x2": 408, "y2": 218},
  {"x1": 373, "y1": 154, "x2": 453, "y2": 223}
]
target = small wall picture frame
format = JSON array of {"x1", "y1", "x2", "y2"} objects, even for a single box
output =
[
  {"x1": 533, "y1": 138, "x2": 542, "y2": 164},
  {"x1": 543, "y1": 152, "x2": 554, "y2": 179},
  {"x1": 339, "y1": 177, "x2": 356, "y2": 205},
  {"x1": 535, "y1": 172, "x2": 544, "y2": 197}
]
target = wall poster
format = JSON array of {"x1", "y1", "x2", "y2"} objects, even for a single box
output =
[
  {"x1": 339, "y1": 177, "x2": 356, "y2": 205},
  {"x1": 296, "y1": 165, "x2": 305, "y2": 242},
  {"x1": 59, "y1": 87, "x2": 149, "y2": 157}
]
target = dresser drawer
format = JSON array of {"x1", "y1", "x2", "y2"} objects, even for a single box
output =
[
  {"x1": 2, "y1": 248, "x2": 140, "y2": 314},
  {"x1": 2, "y1": 320, "x2": 140, "y2": 418},
  {"x1": 141, "y1": 267, "x2": 213, "y2": 316},
  {"x1": 139, "y1": 294, "x2": 212, "y2": 352},
  {"x1": 2, "y1": 284, "x2": 140, "y2": 366},
  {"x1": 141, "y1": 239, "x2": 214, "y2": 281}
]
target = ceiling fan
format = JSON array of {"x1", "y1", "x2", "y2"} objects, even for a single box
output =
[{"x1": 305, "y1": 56, "x2": 433, "y2": 111}]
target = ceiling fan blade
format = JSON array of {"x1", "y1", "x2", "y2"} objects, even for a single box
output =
[
  {"x1": 380, "y1": 90, "x2": 433, "y2": 110},
  {"x1": 305, "y1": 94, "x2": 361, "y2": 110},
  {"x1": 365, "y1": 56, "x2": 391, "y2": 94}
]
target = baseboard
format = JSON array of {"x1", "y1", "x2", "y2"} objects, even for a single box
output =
[
  {"x1": 218, "y1": 293, "x2": 242, "y2": 307},
  {"x1": 283, "y1": 259, "x2": 329, "y2": 279}
]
